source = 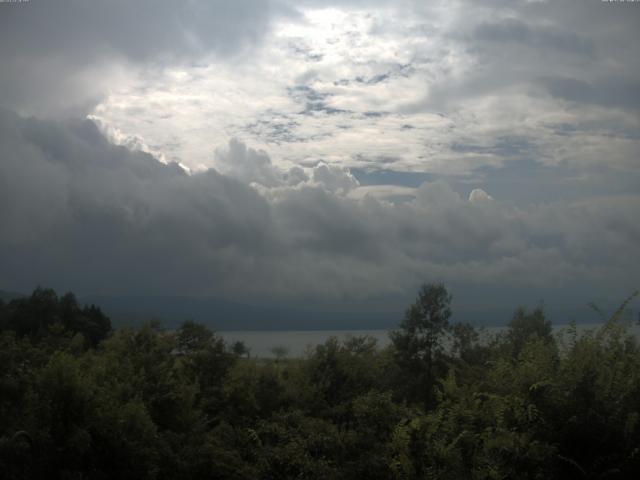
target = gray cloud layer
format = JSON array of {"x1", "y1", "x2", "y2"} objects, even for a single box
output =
[
  {"x1": 1, "y1": 109, "x2": 638, "y2": 311},
  {"x1": 0, "y1": 0, "x2": 290, "y2": 115}
]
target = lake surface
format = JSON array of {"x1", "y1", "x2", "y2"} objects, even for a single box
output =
[
  {"x1": 221, "y1": 329, "x2": 391, "y2": 358},
  {"x1": 220, "y1": 322, "x2": 640, "y2": 358}
]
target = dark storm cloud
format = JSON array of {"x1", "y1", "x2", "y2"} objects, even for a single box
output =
[
  {"x1": 0, "y1": 0, "x2": 290, "y2": 114},
  {"x1": 407, "y1": 0, "x2": 640, "y2": 118},
  {"x1": 539, "y1": 76, "x2": 640, "y2": 111},
  {"x1": 474, "y1": 19, "x2": 594, "y2": 56},
  {"x1": 0, "y1": 0, "x2": 281, "y2": 61},
  {"x1": 0, "y1": 109, "x2": 279, "y2": 296},
  {"x1": 1, "y1": 109, "x2": 639, "y2": 307}
]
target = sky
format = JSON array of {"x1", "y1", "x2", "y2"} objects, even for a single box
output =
[{"x1": 1, "y1": 0, "x2": 639, "y2": 326}]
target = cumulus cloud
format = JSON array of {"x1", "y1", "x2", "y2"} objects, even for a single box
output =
[
  {"x1": 310, "y1": 163, "x2": 359, "y2": 194},
  {"x1": 215, "y1": 138, "x2": 287, "y2": 188},
  {"x1": 1, "y1": 109, "x2": 638, "y2": 313},
  {"x1": 468, "y1": 188, "x2": 492, "y2": 204},
  {"x1": 213, "y1": 139, "x2": 358, "y2": 194}
]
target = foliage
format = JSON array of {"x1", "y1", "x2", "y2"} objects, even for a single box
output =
[
  {"x1": 0, "y1": 285, "x2": 639, "y2": 479},
  {"x1": 390, "y1": 283, "x2": 452, "y2": 408}
]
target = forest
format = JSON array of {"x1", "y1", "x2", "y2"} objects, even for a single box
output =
[{"x1": 1, "y1": 285, "x2": 639, "y2": 479}]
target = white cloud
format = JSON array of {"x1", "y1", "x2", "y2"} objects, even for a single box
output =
[
  {"x1": 469, "y1": 188, "x2": 492, "y2": 203},
  {"x1": 71, "y1": 0, "x2": 639, "y2": 185},
  {"x1": 310, "y1": 163, "x2": 359, "y2": 194},
  {"x1": 214, "y1": 138, "x2": 285, "y2": 188}
]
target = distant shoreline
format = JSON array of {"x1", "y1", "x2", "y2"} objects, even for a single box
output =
[{"x1": 219, "y1": 322, "x2": 640, "y2": 358}]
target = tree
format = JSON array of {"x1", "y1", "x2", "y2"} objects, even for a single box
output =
[
  {"x1": 175, "y1": 321, "x2": 236, "y2": 417},
  {"x1": 390, "y1": 283, "x2": 452, "y2": 407},
  {"x1": 507, "y1": 306, "x2": 552, "y2": 358},
  {"x1": 451, "y1": 321, "x2": 482, "y2": 364},
  {"x1": 176, "y1": 320, "x2": 214, "y2": 354},
  {"x1": 270, "y1": 345, "x2": 289, "y2": 362},
  {"x1": 232, "y1": 340, "x2": 250, "y2": 358}
]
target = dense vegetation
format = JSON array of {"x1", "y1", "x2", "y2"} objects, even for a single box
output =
[{"x1": 1, "y1": 285, "x2": 639, "y2": 479}]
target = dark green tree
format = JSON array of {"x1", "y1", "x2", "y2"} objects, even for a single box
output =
[
  {"x1": 177, "y1": 320, "x2": 215, "y2": 354},
  {"x1": 390, "y1": 283, "x2": 452, "y2": 407},
  {"x1": 507, "y1": 306, "x2": 552, "y2": 358},
  {"x1": 451, "y1": 321, "x2": 484, "y2": 364}
]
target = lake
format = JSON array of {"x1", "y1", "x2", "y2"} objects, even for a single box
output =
[{"x1": 220, "y1": 322, "x2": 640, "y2": 358}]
